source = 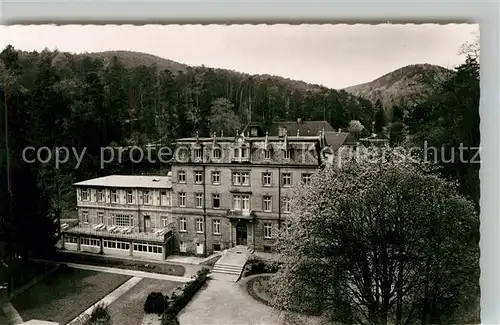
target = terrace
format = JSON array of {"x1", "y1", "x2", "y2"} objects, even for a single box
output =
[{"x1": 61, "y1": 222, "x2": 175, "y2": 244}]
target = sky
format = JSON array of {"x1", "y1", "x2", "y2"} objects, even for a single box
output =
[{"x1": 0, "y1": 24, "x2": 479, "y2": 89}]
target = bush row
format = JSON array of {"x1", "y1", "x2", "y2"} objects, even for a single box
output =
[
  {"x1": 143, "y1": 267, "x2": 211, "y2": 324},
  {"x1": 242, "y1": 256, "x2": 280, "y2": 277},
  {"x1": 167, "y1": 267, "x2": 210, "y2": 315}
]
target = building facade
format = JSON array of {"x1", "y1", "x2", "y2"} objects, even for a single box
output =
[
  {"x1": 61, "y1": 121, "x2": 356, "y2": 259},
  {"x1": 170, "y1": 120, "x2": 351, "y2": 256},
  {"x1": 61, "y1": 175, "x2": 175, "y2": 260}
]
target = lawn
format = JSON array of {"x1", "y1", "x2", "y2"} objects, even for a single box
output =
[
  {"x1": 107, "y1": 278, "x2": 183, "y2": 325},
  {"x1": 50, "y1": 251, "x2": 186, "y2": 276},
  {"x1": 12, "y1": 266, "x2": 131, "y2": 325},
  {"x1": 245, "y1": 274, "x2": 273, "y2": 306}
]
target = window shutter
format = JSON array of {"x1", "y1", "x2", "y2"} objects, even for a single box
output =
[{"x1": 77, "y1": 188, "x2": 81, "y2": 201}]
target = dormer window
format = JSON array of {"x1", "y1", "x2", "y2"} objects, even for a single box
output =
[
  {"x1": 213, "y1": 147, "x2": 222, "y2": 160},
  {"x1": 241, "y1": 146, "x2": 249, "y2": 158},
  {"x1": 251, "y1": 127, "x2": 258, "y2": 137},
  {"x1": 283, "y1": 149, "x2": 292, "y2": 160},
  {"x1": 264, "y1": 149, "x2": 271, "y2": 160},
  {"x1": 194, "y1": 147, "x2": 203, "y2": 160},
  {"x1": 278, "y1": 127, "x2": 287, "y2": 137}
]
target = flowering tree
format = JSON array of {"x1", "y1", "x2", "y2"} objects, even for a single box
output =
[{"x1": 270, "y1": 149, "x2": 479, "y2": 325}]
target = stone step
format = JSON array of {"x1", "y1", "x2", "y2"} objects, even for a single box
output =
[
  {"x1": 212, "y1": 266, "x2": 243, "y2": 273},
  {"x1": 214, "y1": 263, "x2": 245, "y2": 270},
  {"x1": 212, "y1": 265, "x2": 243, "y2": 273},
  {"x1": 211, "y1": 268, "x2": 242, "y2": 276}
]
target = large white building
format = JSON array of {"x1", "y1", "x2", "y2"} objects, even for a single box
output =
[{"x1": 61, "y1": 174, "x2": 174, "y2": 260}]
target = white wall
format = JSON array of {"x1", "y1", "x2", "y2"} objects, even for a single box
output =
[
  {"x1": 132, "y1": 251, "x2": 163, "y2": 260},
  {"x1": 65, "y1": 243, "x2": 79, "y2": 251},
  {"x1": 103, "y1": 247, "x2": 131, "y2": 257},
  {"x1": 80, "y1": 245, "x2": 100, "y2": 254}
]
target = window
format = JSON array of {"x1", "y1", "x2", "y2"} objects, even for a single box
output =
[
  {"x1": 97, "y1": 212, "x2": 104, "y2": 224},
  {"x1": 104, "y1": 240, "x2": 130, "y2": 250},
  {"x1": 180, "y1": 241, "x2": 187, "y2": 253},
  {"x1": 195, "y1": 218, "x2": 204, "y2": 233},
  {"x1": 264, "y1": 223, "x2": 272, "y2": 239},
  {"x1": 67, "y1": 236, "x2": 78, "y2": 244},
  {"x1": 213, "y1": 243, "x2": 221, "y2": 251},
  {"x1": 81, "y1": 238, "x2": 100, "y2": 246},
  {"x1": 233, "y1": 195, "x2": 241, "y2": 210},
  {"x1": 126, "y1": 190, "x2": 134, "y2": 204},
  {"x1": 178, "y1": 192, "x2": 186, "y2": 207},
  {"x1": 212, "y1": 219, "x2": 221, "y2": 234},
  {"x1": 162, "y1": 217, "x2": 169, "y2": 227},
  {"x1": 81, "y1": 188, "x2": 90, "y2": 201},
  {"x1": 242, "y1": 196, "x2": 250, "y2": 211},
  {"x1": 161, "y1": 191, "x2": 170, "y2": 206},
  {"x1": 301, "y1": 173, "x2": 312, "y2": 185},
  {"x1": 179, "y1": 217, "x2": 187, "y2": 232},
  {"x1": 251, "y1": 127, "x2": 258, "y2": 136},
  {"x1": 282, "y1": 173, "x2": 292, "y2": 187},
  {"x1": 97, "y1": 189, "x2": 104, "y2": 202},
  {"x1": 194, "y1": 170, "x2": 203, "y2": 184},
  {"x1": 232, "y1": 171, "x2": 250, "y2": 186},
  {"x1": 282, "y1": 197, "x2": 291, "y2": 213},
  {"x1": 143, "y1": 190, "x2": 151, "y2": 204},
  {"x1": 111, "y1": 190, "x2": 118, "y2": 203},
  {"x1": 262, "y1": 172, "x2": 272, "y2": 186},
  {"x1": 212, "y1": 194, "x2": 221, "y2": 209},
  {"x1": 233, "y1": 194, "x2": 250, "y2": 211},
  {"x1": 264, "y1": 149, "x2": 271, "y2": 160},
  {"x1": 195, "y1": 193, "x2": 204, "y2": 208},
  {"x1": 114, "y1": 214, "x2": 132, "y2": 227},
  {"x1": 213, "y1": 148, "x2": 222, "y2": 159},
  {"x1": 283, "y1": 149, "x2": 292, "y2": 160},
  {"x1": 241, "y1": 147, "x2": 249, "y2": 158},
  {"x1": 211, "y1": 171, "x2": 220, "y2": 184},
  {"x1": 133, "y1": 243, "x2": 162, "y2": 254},
  {"x1": 82, "y1": 211, "x2": 89, "y2": 223},
  {"x1": 264, "y1": 245, "x2": 272, "y2": 252},
  {"x1": 194, "y1": 147, "x2": 203, "y2": 159},
  {"x1": 263, "y1": 196, "x2": 272, "y2": 212},
  {"x1": 178, "y1": 171, "x2": 186, "y2": 183}
]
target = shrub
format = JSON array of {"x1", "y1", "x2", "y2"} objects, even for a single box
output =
[
  {"x1": 162, "y1": 314, "x2": 180, "y2": 325},
  {"x1": 243, "y1": 258, "x2": 280, "y2": 277},
  {"x1": 89, "y1": 303, "x2": 111, "y2": 325},
  {"x1": 144, "y1": 292, "x2": 168, "y2": 314},
  {"x1": 76, "y1": 304, "x2": 111, "y2": 325}
]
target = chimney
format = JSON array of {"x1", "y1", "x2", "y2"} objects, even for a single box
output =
[
  {"x1": 221, "y1": 130, "x2": 224, "y2": 137},
  {"x1": 297, "y1": 129, "x2": 300, "y2": 136},
  {"x1": 338, "y1": 128, "x2": 341, "y2": 133},
  {"x1": 297, "y1": 118, "x2": 302, "y2": 124}
]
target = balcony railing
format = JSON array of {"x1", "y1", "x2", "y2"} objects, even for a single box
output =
[
  {"x1": 61, "y1": 222, "x2": 176, "y2": 243},
  {"x1": 231, "y1": 157, "x2": 250, "y2": 163}
]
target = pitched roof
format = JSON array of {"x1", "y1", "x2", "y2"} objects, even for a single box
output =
[
  {"x1": 323, "y1": 131, "x2": 357, "y2": 151},
  {"x1": 73, "y1": 175, "x2": 172, "y2": 189},
  {"x1": 243, "y1": 120, "x2": 335, "y2": 137}
]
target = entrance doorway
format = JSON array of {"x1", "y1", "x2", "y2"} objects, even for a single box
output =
[
  {"x1": 196, "y1": 242, "x2": 204, "y2": 255},
  {"x1": 236, "y1": 222, "x2": 248, "y2": 246}
]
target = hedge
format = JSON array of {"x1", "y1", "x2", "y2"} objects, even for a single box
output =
[
  {"x1": 143, "y1": 267, "x2": 210, "y2": 325},
  {"x1": 242, "y1": 257, "x2": 280, "y2": 277},
  {"x1": 166, "y1": 267, "x2": 210, "y2": 315}
]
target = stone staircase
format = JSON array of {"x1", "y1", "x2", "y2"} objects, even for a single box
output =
[{"x1": 210, "y1": 245, "x2": 253, "y2": 282}]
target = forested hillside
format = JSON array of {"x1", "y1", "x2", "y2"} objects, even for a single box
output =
[{"x1": 344, "y1": 63, "x2": 453, "y2": 116}]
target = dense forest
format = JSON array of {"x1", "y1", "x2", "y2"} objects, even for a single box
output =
[{"x1": 0, "y1": 42, "x2": 479, "y2": 258}]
